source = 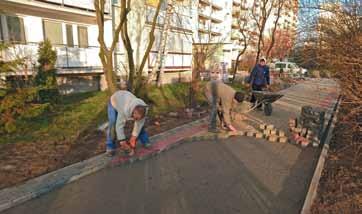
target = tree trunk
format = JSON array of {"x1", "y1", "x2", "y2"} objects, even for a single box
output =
[
  {"x1": 266, "y1": 1, "x2": 284, "y2": 59},
  {"x1": 104, "y1": 53, "x2": 118, "y2": 93},
  {"x1": 155, "y1": 1, "x2": 173, "y2": 87},
  {"x1": 121, "y1": 20, "x2": 136, "y2": 92}
]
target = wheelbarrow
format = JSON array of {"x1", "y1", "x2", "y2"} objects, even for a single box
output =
[{"x1": 244, "y1": 90, "x2": 284, "y2": 116}]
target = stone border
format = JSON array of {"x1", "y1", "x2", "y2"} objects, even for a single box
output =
[
  {"x1": 0, "y1": 118, "x2": 208, "y2": 212},
  {"x1": 300, "y1": 95, "x2": 341, "y2": 214}
]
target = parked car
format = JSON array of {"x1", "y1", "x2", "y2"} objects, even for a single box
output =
[{"x1": 273, "y1": 61, "x2": 308, "y2": 76}]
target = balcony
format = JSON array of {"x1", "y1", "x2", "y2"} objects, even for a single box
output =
[
  {"x1": 232, "y1": 20, "x2": 239, "y2": 29},
  {"x1": 2, "y1": 42, "x2": 102, "y2": 74},
  {"x1": 231, "y1": 30, "x2": 240, "y2": 40},
  {"x1": 211, "y1": 0, "x2": 223, "y2": 11},
  {"x1": 199, "y1": 0, "x2": 211, "y2": 6},
  {"x1": 233, "y1": 0, "x2": 241, "y2": 6},
  {"x1": 1, "y1": 0, "x2": 111, "y2": 23},
  {"x1": 198, "y1": 23, "x2": 210, "y2": 32},
  {"x1": 36, "y1": 0, "x2": 111, "y2": 13},
  {"x1": 232, "y1": 8, "x2": 240, "y2": 17},
  {"x1": 210, "y1": 25, "x2": 222, "y2": 36},
  {"x1": 211, "y1": 10, "x2": 224, "y2": 22},
  {"x1": 199, "y1": 6, "x2": 212, "y2": 20}
]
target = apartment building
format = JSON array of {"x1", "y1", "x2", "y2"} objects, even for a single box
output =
[
  {"x1": 0, "y1": 0, "x2": 113, "y2": 93},
  {"x1": 193, "y1": 0, "x2": 236, "y2": 73},
  {"x1": 231, "y1": 0, "x2": 298, "y2": 63},
  {"x1": 111, "y1": 0, "x2": 194, "y2": 84}
]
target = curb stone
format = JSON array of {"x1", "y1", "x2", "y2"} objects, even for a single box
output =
[
  {"x1": 0, "y1": 118, "x2": 208, "y2": 213},
  {"x1": 300, "y1": 95, "x2": 341, "y2": 214}
]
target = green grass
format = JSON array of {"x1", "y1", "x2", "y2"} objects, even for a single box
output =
[
  {"x1": 227, "y1": 81, "x2": 249, "y2": 92},
  {"x1": 138, "y1": 82, "x2": 207, "y2": 116},
  {"x1": 1, "y1": 83, "x2": 208, "y2": 145},
  {"x1": 0, "y1": 91, "x2": 108, "y2": 144}
]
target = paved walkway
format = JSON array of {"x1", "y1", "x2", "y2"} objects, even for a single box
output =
[{"x1": 2, "y1": 79, "x2": 339, "y2": 214}]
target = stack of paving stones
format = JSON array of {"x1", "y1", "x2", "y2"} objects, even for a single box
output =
[
  {"x1": 300, "y1": 106, "x2": 326, "y2": 140},
  {"x1": 257, "y1": 124, "x2": 288, "y2": 143},
  {"x1": 186, "y1": 123, "x2": 288, "y2": 143},
  {"x1": 288, "y1": 116, "x2": 322, "y2": 148}
]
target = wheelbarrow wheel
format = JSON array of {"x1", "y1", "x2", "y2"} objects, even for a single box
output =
[{"x1": 264, "y1": 103, "x2": 273, "y2": 116}]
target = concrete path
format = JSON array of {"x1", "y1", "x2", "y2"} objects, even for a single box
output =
[{"x1": 2, "y1": 79, "x2": 339, "y2": 214}]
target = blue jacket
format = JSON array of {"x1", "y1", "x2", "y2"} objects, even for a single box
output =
[{"x1": 249, "y1": 64, "x2": 270, "y2": 86}]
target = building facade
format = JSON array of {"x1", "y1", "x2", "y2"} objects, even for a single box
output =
[
  {"x1": 0, "y1": 0, "x2": 300, "y2": 92},
  {"x1": 0, "y1": 0, "x2": 113, "y2": 93}
]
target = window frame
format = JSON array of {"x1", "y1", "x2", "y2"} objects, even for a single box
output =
[
  {"x1": 5, "y1": 15, "x2": 26, "y2": 43},
  {"x1": 77, "y1": 25, "x2": 88, "y2": 48},
  {"x1": 66, "y1": 24, "x2": 74, "y2": 47},
  {"x1": 43, "y1": 19, "x2": 63, "y2": 45}
]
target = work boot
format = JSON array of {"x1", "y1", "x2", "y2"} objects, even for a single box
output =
[
  {"x1": 143, "y1": 142, "x2": 152, "y2": 149},
  {"x1": 208, "y1": 127, "x2": 220, "y2": 133},
  {"x1": 106, "y1": 149, "x2": 115, "y2": 157}
]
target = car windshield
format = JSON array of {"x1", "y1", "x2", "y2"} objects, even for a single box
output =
[{"x1": 275, "y1": 63, "x2": 286, "y2": 69}]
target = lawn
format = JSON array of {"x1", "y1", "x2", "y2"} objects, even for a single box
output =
[
  {"x1": 0, "y1": 82, "x2": 208, "y2": 145},
  {"x1": 0, "y1": 91, "x2": 108, "y2": 144}
]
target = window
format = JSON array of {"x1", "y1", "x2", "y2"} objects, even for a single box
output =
[
  {"x1": 6, "y1": 16, "x2": 25, "y2": 43},
  {"x1": 77, "y1": 26, "x2": 88, "y2": 48},
  {"x1": 66, "y1": 24, "x2": 74, "y2": 47},
  {"x1": 43, "y1": 20, "x2": 63, "y2": 45}
]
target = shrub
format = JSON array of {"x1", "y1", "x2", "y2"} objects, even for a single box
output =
[
  {"x1": 34, "y1": 39, "x2": 59, "y2": 103},
  {"x1": 0, "y1": 88, "x2": 49, "y2": 133}
]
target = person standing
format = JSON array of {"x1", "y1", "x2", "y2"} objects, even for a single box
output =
[
  {"x1": 248, "y1": 58, "x2": 270, "y2": 109},
  {"x1": 106, "y1": 90, "x2": 151, "y2": 157}
]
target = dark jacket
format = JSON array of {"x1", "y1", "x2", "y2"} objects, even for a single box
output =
[{"x1": 249, "y1": 64, "x2": 270, "y2": 86}]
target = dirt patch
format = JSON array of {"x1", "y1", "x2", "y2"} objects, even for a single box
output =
[
  {"x1": 0, "y1": 108, "x2": 208, "y2": 190},
  {"x1": 311, "y1": 102, "x2": 362, "y2": 213}
]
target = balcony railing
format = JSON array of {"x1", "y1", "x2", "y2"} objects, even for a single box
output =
[
  {"x1": 199, "y1": 6, "x2": 212, "y2": 18},
  {"x1": 232, "y1": 20, "x2": 239, "y2": 29},
  {"x1": 211, "y1": 0, "x2": 223, "y2": 10},
  {"x1": 231, "y1": 30, "x2": 240, "y2": 40},
  {"x1": 233, "y1": 0, "x2": 241, "y2": 6},
  {"x1": 211, "y1": 10, "x2": 224, "y2": 21},
  {"x1": 232, "y1": 8, "x2": 240, "y2": 17},
  {"x1": 36, "y1": 0, "x2": 111, "y2": 13},
  {"x1": 2, "y1": 42, "x2": 102, "y2": 72}
]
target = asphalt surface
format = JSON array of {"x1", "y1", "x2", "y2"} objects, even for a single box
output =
[{"x1": 2, "y1": 79, "x2": 339, "y2": 214}]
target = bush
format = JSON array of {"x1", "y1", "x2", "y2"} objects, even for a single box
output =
[
  {"x1": 0, "y1": 88, "x2": 50, "y2": 133},
  {"x1": 34, "y1": 39, "x2": 59, "y2": 103},
  {"x1": 37, "y1": 39, "x2": 57, "y2": 67}
]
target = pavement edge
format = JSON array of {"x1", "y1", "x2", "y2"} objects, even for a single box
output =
[
  {"x1": 300, "y1": 95, "x2": 342, "y2": 214},
  {"x1": 0, "y1": 118, "x2": 208, "y2": 212}
]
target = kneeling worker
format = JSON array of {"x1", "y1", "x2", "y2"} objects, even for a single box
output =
[
  {"x1": 204, "y1": 80, "x2": 245, "y2": 133},
  {"x1": 106, "y1": 90, "x2": 151, "y2": 156}
]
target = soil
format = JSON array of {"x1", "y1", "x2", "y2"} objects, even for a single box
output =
[
  {"x1": 0, "y1": 107, "x2": 208, "y2": 190},
  {"x1": 311, "y1": 102, "x2": 362, "y2": 213}
]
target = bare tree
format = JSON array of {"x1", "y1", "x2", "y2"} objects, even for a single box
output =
[
  {"x1": 146, "y1": 0, "x2": 175, "y2": 87},
  {"x1": 231, "y1": 1, "x2": 252, "y2": 82},
  {"x1": 297, "y1": 1, "x2": 361, "y2": 126},
  {"x1": 94, "y1": 0, "x2": 163, "y2": 93},
  {"x1": 251, "y1": 0, "x2": 275, "y2": 64},
  {"x1": 94, "y1": 0, "x2": 127, "y2": 94}
]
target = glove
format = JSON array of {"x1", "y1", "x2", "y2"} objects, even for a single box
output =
[{"x1": 129, "y1": 136, "x2": 137, "y2": 148}]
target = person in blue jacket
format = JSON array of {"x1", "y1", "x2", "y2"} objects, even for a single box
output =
[{"x1": 248, "y1": 58, "x2": 270, "y2": 109}]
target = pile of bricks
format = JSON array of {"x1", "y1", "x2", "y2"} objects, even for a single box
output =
[
  {"x1": 300, "y1": 106, "x2": 326, "y2": 140},
  {"x1": 237, "y1": 124, "x2": 288, "y2": 143},
  {"x1": 288, "y1": 118, "x2": 320, "y2": 147}
]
